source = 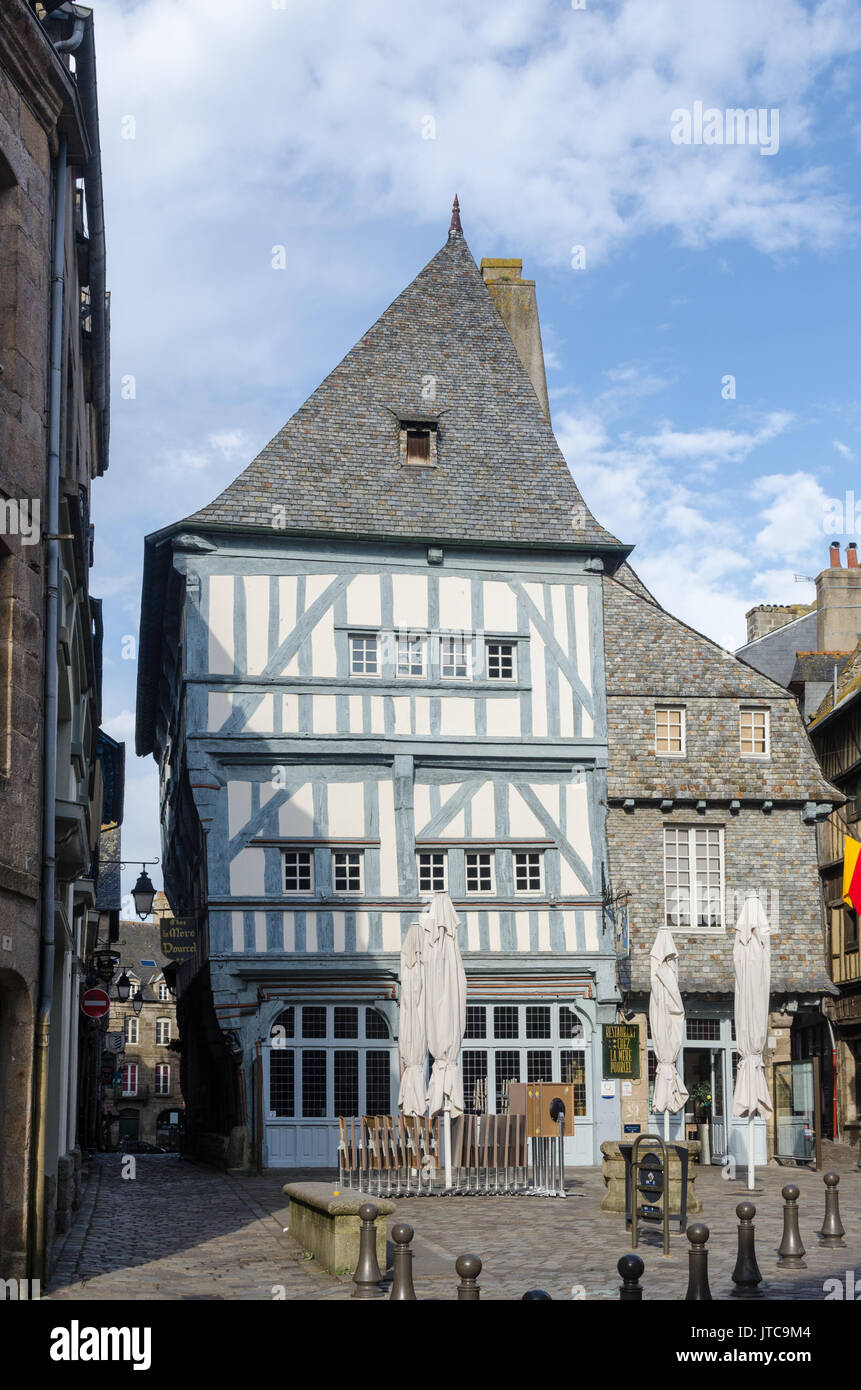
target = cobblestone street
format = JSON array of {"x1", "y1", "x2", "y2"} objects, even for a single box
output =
[{"x1": 43, "y1": 1146, "x2": 861, "y2": 1302}]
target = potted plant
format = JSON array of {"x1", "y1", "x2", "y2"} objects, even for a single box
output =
[{"x1": 691, "y1": 1083, "x2": 712, "y2": 1164}]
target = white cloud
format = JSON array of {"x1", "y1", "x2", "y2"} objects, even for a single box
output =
[
  {"x1": 752, "y1": 470, "x2": 833, "y2": 555},
  {"x1": 102, "y1": 708, "x2": 136, "y2": 741}
]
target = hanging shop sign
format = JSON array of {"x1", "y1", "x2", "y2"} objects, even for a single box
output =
[{"x1": 160, "y1": 919, "x2": 197, "y2": 960}]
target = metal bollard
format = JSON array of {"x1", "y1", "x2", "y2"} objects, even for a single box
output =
[
  {"x1": 684, "y1": 1222, "x2": 712, "y2": 1301},
  {"x1": 819, "y1": 1172, "x2": 847, "y2": 1250},
  {"x1": 351, "y1": 1201, "x2": 385, "y2": 1299},
  {"x1": 389, "y1": 1222, "x2": 417, "y2": 1301},
  {"x1": 521, "y1": 1289, "x2": 552, "y2": 1299},
  {"x1": 455, "y1": 1253, "x2": 482, "y2": 1301},
  {"x1": 777, "y1": 1184, "x2": 807, "y2": 1271},
  {"x1": 618, "y1": 1254, "x2": 644, "y2": 1301},
  {"x1": 731, "y1": 1201, "x2": 763, "y2": 1299}
]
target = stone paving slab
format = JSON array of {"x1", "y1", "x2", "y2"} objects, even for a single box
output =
[{"x1": 43, "y1": 1147, "x2": 861, "y2": 1302}]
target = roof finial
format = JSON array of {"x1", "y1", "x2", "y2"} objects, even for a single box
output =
[{"x1": 449, "y1": 193, "x2": 462, "y2": 237}]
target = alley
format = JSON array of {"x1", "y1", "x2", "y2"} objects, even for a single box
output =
[{"x1": 44, "y1": 1149, "x2": 861, "y2": 1302}]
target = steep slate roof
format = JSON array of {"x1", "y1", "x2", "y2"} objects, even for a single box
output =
[{"x1": 186, "y1": 227, "x2": 621, "y2": 550}]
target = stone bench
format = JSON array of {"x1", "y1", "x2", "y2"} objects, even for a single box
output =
[{"x1": 282, "y1": 1182, "x2": 395, "y2": 1277}]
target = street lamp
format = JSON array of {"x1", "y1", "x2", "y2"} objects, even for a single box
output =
[
  {"x1": 132, "y1": 869, "x2": 156, "y2": 920},
  {"x1": 132, "y1": 989, "x2": 144, "y2": 1016},
  {"x1": 116, "y1": 971, "x2": 132, "y2": 1002}
]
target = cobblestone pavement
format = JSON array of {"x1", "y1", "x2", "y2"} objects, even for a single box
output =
[{"x1": 44, "y1": 1144, "x2": 861, "y2": 1302}]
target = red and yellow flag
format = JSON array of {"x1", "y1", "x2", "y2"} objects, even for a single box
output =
[{"x1": 844, "y1": 837, "x2": 861, "y2": 914}]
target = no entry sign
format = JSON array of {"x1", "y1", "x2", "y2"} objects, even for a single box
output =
[{"x1": 81, "y1": 987, "x2": 110, "y2": 1019}]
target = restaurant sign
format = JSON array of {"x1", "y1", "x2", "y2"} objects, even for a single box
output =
[
  {"x1": 160, "y1": 918, "x2": 197, "y2": 960},
  {"x1": 602, "y1": 1022, "x2": 641, "y2": 1080}
]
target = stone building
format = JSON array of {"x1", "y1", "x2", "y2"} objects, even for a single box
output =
[
  {"x1": 105, "y1": 914, "x2": 184, "y2": 1151},
  {"x1": 137, "y1": 205, "x2": 630, "y2": 1170},
  {"x1": 0, "y1": 2, "x2": 112, "y2": 1278},
  {"x1": 607, "y1": 575, "x2": 837, "y2": 1164},
  {"x1": 738, "y1": 542, "x2": 861, "y2": 1149}
]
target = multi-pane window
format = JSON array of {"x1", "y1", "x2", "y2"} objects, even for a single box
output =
[
  {"x1": 486, "y1": 641, "x2": 515, "y2": 680},
  {"x1": 655, "y1": 706, "x2": 685, "y2": 755},
  {"x1": 120, "y1": 1064, "x2": 137, "y2": 1097},
  {"x1": 365, "y1": 1008, "x2": 389, "y2": 1038},
  {"x1": 525, "y1": 1005, "x2": 551, "y2": 1039},
  {"x1": 440, "y1": 635, "x2": 469, "y2": 679},
  {"x1": 302, "y1": 1051, "x2": 327, "y2": 1118},
  {"x1": 417, "y1": 851, "x2": 447, "y2": 892},
  {"x1": 493, "y1": 1006, "x2": 519, "y2": 1039},
  {"x1": 124, "y1": 1017, "x2": 139, "y2": 1045},
  {"x1": 664, "y1": 826, "x2": 723, "y2": 930},
  {"x1": 461, "y1": 1005, "x2": 588, "y2": 1118},
  {"x1": 157, "y1": 982, "x2": 170, "y2": 1002},
  {"x1": 155, "y1": 1064, "x2": 170, "y2": 1096},
  {"x1": 156, "y1": 1018, "x2": 171, "y2": 1046},
  {"x1": 365, "y1": 1052, "x2": 391, "y2": 1114},
  {"x1": 465, "y1": 851, "x2": 494, "y2": 894},
  {"x1": 397, "y1": 635, "x2": 425, "y2": 677},
  {"x1": 740, "y1": 708, "x2": 769, "y2": 756},
  {"x1": 513, "y1": 851, "x2": 543, "y2": 893},
  {"x1": 284, "y1": 849, "x2": 313, "y2": 893},
  {"x1": 349, "y1": 634, "x2": 378, "y2": 676},
  {"x1": 332, "y1": 850, "x2": 363, "y2": 894},
  {"x1": 302, "y1": 1006, "x2": 327, "y2": 1038},
  {"x1": 334, "y1": 1051, "x2": 359, "y2": 1117},
  {"x1": 687, "y1": 1018, "x2": 721, "y2": 1041},
  {"x1": 463, "y1": 1050, "x2": 489, "y2": 1113},
  {"x1": 465, "y1": 1005, "x2": 486, "y2": 1039},
  {"x1": 334, "y1": 1006, "x2": 359, "y2": 1039},
  {"x1": 269, "y1": 1050, "x2": 295, "y2": 1116}
]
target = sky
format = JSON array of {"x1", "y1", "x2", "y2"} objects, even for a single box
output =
[{"x1": 86, "y1": 0, "x2": 861, "y2": 906}]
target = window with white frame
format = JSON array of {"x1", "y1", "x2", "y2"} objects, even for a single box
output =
[
  {"x1": 440, "y1": 635, "x2": 469, "y2": 679},
  {"x1": 155, "y1": 1064, "x2": 170, "y2": 1096},
  {"x1": 124, "y1": 1017, "x2": 139, "y2": 1045},
  {"x1": 157, "y1": 982, "x2": 170, "y2": 1002},
  {"x1": 417, "y1": 851, "x2": 447, "y2": 892},
  {"x1": 486, "y1": 641, "x2": 516, "y2": 680},
  {"x1": 655, "y1": 706, "x2": 685, "y2": 755},
  {"x1": 740, "y1": 707, "x2": 769, "y2": 756},
  {"x1": 664, "y1": 826, "x2": 724, "y2": 930},
  {"x1": 513, "y1": 850, "x2": 544, "y2": 893},
  {"x1": 120, "y1": 1063, "x2": 137, "y2": 1097},
  {"x1": 349, "y1": 634, "x2": 379, "y2": 676},
  {"x1": 460, "y1": 1004, "x2": 587, "y2": 1116},
  {"x1": 284, "y1": 848, "x2": 313, "y2": 893},
  {"x1": 332, "y1": 850, "x2": 363, "y2": 894},
  {"x1": 156, "y1": 1018, "x2": 171, "y2": 1046},
  {"x1": 397, "y1": 634, "x2": 425, "y2": 677},
  {"x1": 465, "y1": 850, "x2": 494, "y2": 894}
]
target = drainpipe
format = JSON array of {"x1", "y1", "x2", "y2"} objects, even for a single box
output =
[
  {"x1": 30, "y1": 133, "x2": 67, "y2": 1282},
  {"x1": 71, "y1": 19, "x2": 109, "y2": 471}
]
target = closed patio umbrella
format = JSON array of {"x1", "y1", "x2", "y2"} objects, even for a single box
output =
[
  {"x1": 397, "y1": 922, "x2": 426, "y2": 1117},
  {"x1": 732, "y1": 892, "x2": 773, "y2": 1190},
  {"x1": 649, "y1": 927, "x2": 689, "y2": 1142},
  {"x1": 422, "y1": 892, "x2": 467, "y2": 1189}
]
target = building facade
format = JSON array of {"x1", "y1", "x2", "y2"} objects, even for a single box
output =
[
  {"x1": 105, "y1": 915, "x2": 184, "y2": 1151},
  {"x1": 0, "y1": 1, "x2": 112, "y2": 1278},
  {"x1": 606, "y1": 574, "x2": 836, "y2": 1164},
  {"x1": 137, "y1": 212, "x2": 631, "y2": 1169},
  {"x1": 737, "y1": 542, "x2": 861, "y2": 1148}
]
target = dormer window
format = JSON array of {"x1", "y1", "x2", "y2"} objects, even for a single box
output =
[{"x1": 399, "y1": 417, "x2": 438, "y2": 468}]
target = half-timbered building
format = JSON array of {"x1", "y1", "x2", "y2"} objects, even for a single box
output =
[{"x1": 136, "y1": 206, "x2": 632, "y2": 1168}]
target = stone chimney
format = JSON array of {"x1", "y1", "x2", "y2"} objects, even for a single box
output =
[
  {"x1": 745, "y1": 605, "x2": 809, "y2": 644},
  {"x1": 480, "y1": 258, "x2": 551, "y2": 421},
  {"x1": 816, "y1": 543, "x2": 861, "y2": 651}
]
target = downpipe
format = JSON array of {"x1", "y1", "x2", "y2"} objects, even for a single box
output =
[{"x1": 29, "y1": 132, "x2": 66, "y2": 1282}]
